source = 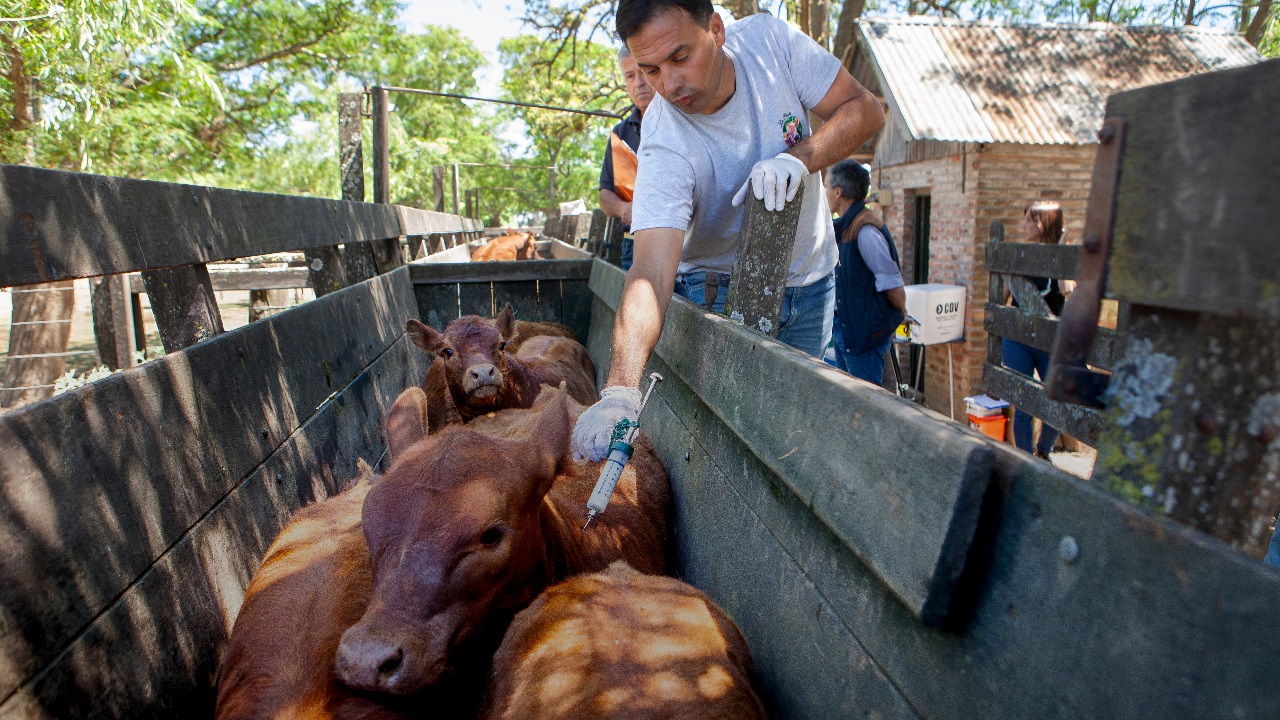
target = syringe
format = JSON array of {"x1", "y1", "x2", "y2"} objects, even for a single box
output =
[{"x1": 583, "y1": 372, "x2": 663, "y2": 531}]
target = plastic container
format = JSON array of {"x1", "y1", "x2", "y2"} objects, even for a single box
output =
[
  {"x1": 963, "y1": 393, "x2": 1010, "y2": 419},
  {"x1": 968, "y1": 413, "x2": 1007, "y2": 441}
]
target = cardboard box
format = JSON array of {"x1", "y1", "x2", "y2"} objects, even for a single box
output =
[{"x1": 903, "y1": 284, "x2": 966, "y2": 345}]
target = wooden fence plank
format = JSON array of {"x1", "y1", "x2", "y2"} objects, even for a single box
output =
[
  {"x1": 984, "y1": 304, "x2": 1121, "y2": 369},
  {"x1": 1106, "y1": 61, "x2": 1280, "y2": 318},
  {"x1": 415, "y1": 284, "x2": 459, "y2": 330},
  {"x1": 986, "y1": 242, "x2": 1081, "y2": 279},
  {"x1": 0, "y1": 166, "x2": 475, "y2": 287},
  {"x1": 725, "y1": 188, "x2": 805, "y2": 337},
  {"x1": 140, "y1": 264, "x2": 224, "y2": 353},
  {"x1": 459, "y1": 282, "x2": 494, "y2": 318},
  {"x1": 0, "y1": 336, "x2": 427, "y2": 720},
  {"x1": 0, "y1": 269, "x2": 415, "y2": 703},
  {"x1": 90, "y1": 275, "x2": 135, "y2": 370},
  {"x1": 587, "y1": 269, "x2": 1280, "y2": 719},
  {"x1": 591, "y1": 261, "x2": 994, "y2": 625},
  {"x1": 409, "y1": 259, "x2": 591, "y2": 285},
  {"x1": 492, "y1": 281, "x2": 539, "y2": 326},
  {"x1": 981, "y1": 363, "x2": 1102, "y2": 445}
]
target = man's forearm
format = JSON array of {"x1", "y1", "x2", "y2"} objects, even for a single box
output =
[
  {"x1": 605, "y1": 275, "x2": 671, "y2": 389},
  {"x1": 885, "y1": 286, "x2": 906, "y2": 314},
  {"x1": 604, "y1": 228, "x2": 683, "y2": 389},
  {"x1": 599, "y1": 189, "x2": 629, "y2": 220}
]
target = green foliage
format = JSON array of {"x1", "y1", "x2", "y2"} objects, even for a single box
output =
[{"x1": 498, "y1": 33, "x2": 627, "y2": 220}]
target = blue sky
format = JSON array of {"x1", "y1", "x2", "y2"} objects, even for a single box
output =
[{"x1": 399, "y1": 0, "x2": 527, "y2": 98}]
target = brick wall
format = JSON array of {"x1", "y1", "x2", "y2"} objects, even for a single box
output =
[{"x1": 874, "y1": 142, "x2": 1096, "y2": 419}]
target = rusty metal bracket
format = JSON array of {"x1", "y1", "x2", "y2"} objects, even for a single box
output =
[{"x1": 1045, "y1": 117, "x2": 1126, "y2": 408}]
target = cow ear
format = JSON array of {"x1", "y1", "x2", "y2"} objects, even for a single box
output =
[
  {"x1": 424, "y1": 357, "x2": 462, "y2": 435},
  {"x1": 520, "y1": 389, "x2": 572, "y2": 499},
  {"x1": 407, "y1": 319, "x2": 444, "y2": 354},
  {"x1": 385, "y1": 387, "x2": 428, "y2": 463},
  {"x1": 496, "y1": 303, "x2": 516, "y2": 340}
]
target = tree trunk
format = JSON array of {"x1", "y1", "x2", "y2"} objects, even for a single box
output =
[
  {"x1": 1245, "y1": 0, "x2": 1273, "y2": 46},
  {"x1": 4, "y1": 38, "x2": 31, "y2": 130},
  {"x1": 833, "y1": 0, "x2": 867, "y2": 68},
  {"x1": 2, "y1": 281, "x2": 76, "y2": 410},
  {"x1": 1184, "y1": 0, "x2": 1197, "y2": 25}
]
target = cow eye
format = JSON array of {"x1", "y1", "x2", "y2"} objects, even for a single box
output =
[
  {"x1": 497, "y1": 341, "x2": 506, "y2": 352},
  {"x1": 441, "y1": 348, "x2": 454, "y2": 359},
  {"x1": 479, "y1": 526, "x2": 504, "y2": 547}
]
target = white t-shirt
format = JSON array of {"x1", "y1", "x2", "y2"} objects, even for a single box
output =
[{"x1": 630, "y1": 13, "x2": 842, "y2": 287}]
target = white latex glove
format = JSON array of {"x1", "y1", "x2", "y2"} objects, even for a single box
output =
[
  {"x1": 571, "y1": 386, "x2": 641, "y2": 462},
  {"x1": 731, "y1": 152, "x2": 810, "y2": 212}
]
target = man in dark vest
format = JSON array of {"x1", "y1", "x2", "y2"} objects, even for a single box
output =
[
  {"x1": 597, "y1": 46, "x2": 654, "y2": 270},
  {"x1": 826, "y1": 160, "x2": 906, "y2": 385}
]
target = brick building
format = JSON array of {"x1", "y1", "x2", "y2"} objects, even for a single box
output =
[{"x1": 849, "y1": 17, "x2": 1262, "y2": 421}]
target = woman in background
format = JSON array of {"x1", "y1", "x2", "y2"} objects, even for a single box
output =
[{"x1": 1003, "y1": 201, "x2": 1067, "y2": 459}]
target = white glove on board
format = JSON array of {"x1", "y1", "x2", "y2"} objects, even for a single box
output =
[
  {"x1": 731, "y1": 152, "x2": 810, "y2": 212},
  {"x1": 570, "y1": 386, "x2": 642, "y2": 462}
]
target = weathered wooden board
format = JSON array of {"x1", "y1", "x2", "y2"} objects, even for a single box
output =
[
  {"x1": 982, "y1": 363, "x2": 1103, "y2": 445},
  {"x1": 408, "y1": 259, "x2": 591, "y2": 285},
  {"x1": 0, "y1": 337, "x2": 426, "y2": 720},
  {"x1": 0, "y1": 268, "x2": 415, "y2": 704},
  {"x1": 1106, "y1": 60, "x2": 1280, "y2": 317},
  {"x1": 415, "y1": 284, "x2": 460, "y2": 330},
  {"x1": 140, "y1": 264, "x2": 224, "y2": 352},
  {"x1": 587, "y1": 269, "x2": 1280, "y2": 719},
  {"x1": 725, "y1": 189, "x2": 805, "y2": 336},
  {"x1": 986, "y1": 242, "x2": 1081, "y2": 280},
  {"x1": 492, "y1": 281, "x2": 539, "y2": 324},
  {"x1": 0, "y1": 166, "x2": 474, "y2": 287},
  {"x1": 984, "y1": 304, "x2": 1121, "y2": 369},
  {"x1": 459, "y1": 282, "x2": 494, "y2": 318},
  {"x1": 590, "y1": 260, "x2": 994, "y2": 625},
  {"x1": 90, "y1": 275, "x2": 135, "y2": 370}
]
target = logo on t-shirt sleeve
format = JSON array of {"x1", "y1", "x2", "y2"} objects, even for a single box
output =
[{"x1": 780, "y1": 112, "x2": 804, "y2": 148}]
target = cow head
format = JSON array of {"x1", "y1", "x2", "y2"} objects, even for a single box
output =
[
  {"x1": 516, "y1": 233, "x2": 538, "y2": 260},
  {"x1": 406, "y1": 305, "x2": 518, "y2": 411},
  {"x1": 335, "y1": 386, "x2": 571, "y2": 695}
]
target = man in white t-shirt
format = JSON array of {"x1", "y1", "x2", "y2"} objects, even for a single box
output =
[{"x1": 571, "y1": 0, "x2": 884, "y2": 461}]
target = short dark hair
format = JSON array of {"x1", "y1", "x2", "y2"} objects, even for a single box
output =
[
  {"x1": 827, "y1": 160, "x2": 870, "y2": 203},
  {"x1": 616, "y1": 0, "x2": 715, "y2": 43}
]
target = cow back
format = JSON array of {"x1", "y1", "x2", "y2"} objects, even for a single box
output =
[{"x1": 482, "y1": 562, "x2": 765, "y2": 720}]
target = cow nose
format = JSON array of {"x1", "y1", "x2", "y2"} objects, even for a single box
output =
[
  {"x1": 336, "y1": 630, "x2": 406, "y2": 692},
  {"x1": 468, "y1": 364, "x2": 497, "y2": 383}
]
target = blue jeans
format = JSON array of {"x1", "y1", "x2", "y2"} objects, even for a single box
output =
[
  {"x1": 1001, "y1": 338, "x2": 1060, "y2": 455},
  {"x1": 834, "y1": 326, "x2": 891, "y2": 386},
  {"x1": 675, "y1": 272, "x2": 833, "y2": 358},
  {"x1": 1266, "y1": 522, "x2": 1280, "y2": 568},
  {"x1": 620, "y1": 236, "x2": 633, "y2": 270}
]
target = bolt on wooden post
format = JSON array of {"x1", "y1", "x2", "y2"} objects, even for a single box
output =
[{"x1": 725, "y1": 184, "x2": 806, "y2": 337}]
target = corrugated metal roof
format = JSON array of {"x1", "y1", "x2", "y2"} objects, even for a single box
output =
[{"x1": 858, "y1": 17, "x2": 1264, "y2": 144}]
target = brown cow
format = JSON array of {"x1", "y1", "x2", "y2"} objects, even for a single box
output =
[
  {"x1": 482, "y1": 562, "x2": 767, "y2": 720},
  {"x1": 334, "y1": 385, "x2": 670, "y2": 700},
  {"x1": 407, "y1": 304, "x2": 596, "y2": 429},
  {"x1": 214, "y1": 463, "x2": 424, "y2": 720},
  {"x1": 471, "y1": 231, "x2": 537, "y2": 262}
]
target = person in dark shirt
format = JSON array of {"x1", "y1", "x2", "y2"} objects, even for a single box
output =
[
  {"x1": 1003, "y1": 201, "x2": 1067, "y2": 459},
  {"x1": 825, "y1": 160, "x2": 906, "y2": 385},
  {"x1": 598, "y1": 46, "x2": 654, "y2": 270}
]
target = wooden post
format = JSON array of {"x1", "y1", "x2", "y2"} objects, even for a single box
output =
[
  {"x1": 588, "y1": 209, "x2": 608, "y2": 251},
  {"x1": 339, "y1": 91, "x2": 378, "y2": 285},
  {"x1": 130, "y1": 291, "x2": 147, "y2": 355},
  {"x1": 464, "y1": 188, "x2": 474, "y2": 219},
  {"x1": 451, "y1": 163, "x2": 460, "y2": 216},
  {"x1": 367, "y1": 87, "x2": 403, "y2": 275},
  {"x1": 141, "y1": 264, "x2": 224, "y2": 353},
  {"x1": 433, "y1": 166, "x2": 445, "y2": 212},
  {"x1": 724, "y1": 185, "x2": 806, "y2": 337},
  {"x1": 90, "y1": 274, "x2": 136, "y2": 370},
  {"x1": 310, "y1": 92, "x2": 357, "y2": 292},
  {"x1": 1, "y1": 280, "x2": 75, "y2": 409},
  {"x1": 604, "y1": 217, "x2": 625, "y2": 266},
  {"x1": 986, "y1": 221, "x2": 1004, "y2": 369}
]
